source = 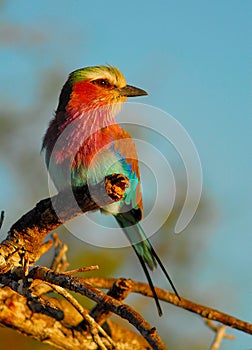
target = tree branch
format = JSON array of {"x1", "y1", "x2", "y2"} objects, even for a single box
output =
[
  {"x1": 83, "y1": 277, "x2": 252, "y2": 335},
  {"x1": 0, "y1": 172, "x2": 251, "y2": 349},
  {"x1": 28, "y1": 266, "x2": 167, "y2": 349},
  {"x1": 0, "y1": 174, "x2": 129, "y2": 273},
  {"x1": 205, "y1": 320, "x2": 235, "y2": 350},
  {"x1": 0, "y1": 286, "x2": 149, "y2": 349}
]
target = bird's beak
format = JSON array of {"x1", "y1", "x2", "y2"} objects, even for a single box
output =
[{"x1": 118, "y1": 85, "x2": 148, "y2": 97}]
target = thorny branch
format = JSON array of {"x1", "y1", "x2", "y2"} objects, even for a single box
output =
[{"x1": 0, "y1": 173, "x2": 251, "y2": 349}]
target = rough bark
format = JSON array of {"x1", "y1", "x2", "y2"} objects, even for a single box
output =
[{"x1": 0, "y1": 174, "x2": 251, "y2": 349}]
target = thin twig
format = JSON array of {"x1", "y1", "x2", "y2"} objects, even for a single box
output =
[
  {"x1": 50, "y1": 232, "x2": 69, "y2": 272},
  {"x1": 83, "y1": 277, "x2": 252, "y2": 335},
  {"x1": 205, "y1": 319, "x2": 235, "y2": 350},
  {"x1": 0, "y1": 172, "x2": 250, "y2": 348},
  {"x1": 29, "y1": 266, "x2": 167, "y2": 350},
  {"x1": 90, "y1": 278, "x2": 133, "y2": 324},
  {"x1": 45, "y1": 282, "x2": 115, "y2": 350},
  {"x1": 0, "y1": 285, "x2": 148, "y2": 349},
  {"x1": 210, "y1": 325, "x2": 227, "y2": 350},
  {"x1": 64, "y1": 266, "x2": 99, "y2": 275}
]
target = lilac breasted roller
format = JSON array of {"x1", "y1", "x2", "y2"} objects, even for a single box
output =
[{"x1": 42, "y1": 65, "x2": 179, "y2": 315}]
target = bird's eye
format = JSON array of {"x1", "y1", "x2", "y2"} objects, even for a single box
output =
[{"x1": 91, "y1": 79, "x2": 111, "y2": 87}]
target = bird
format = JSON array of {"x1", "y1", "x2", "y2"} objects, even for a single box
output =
[{"x1": 42, "y1": 64, "x2": 179, "y2": 316}]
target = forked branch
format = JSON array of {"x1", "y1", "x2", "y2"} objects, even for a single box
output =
[{"x1": 0, "y1": 173, "x2": 251, "y2": 349}]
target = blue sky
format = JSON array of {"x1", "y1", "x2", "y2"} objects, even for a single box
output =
[{"x1": 0, "y1": 1, "x2": 251, "y2": 348}]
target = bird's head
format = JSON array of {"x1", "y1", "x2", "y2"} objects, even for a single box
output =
[{"x1": 57, "y1": 65, "x2": 147, "y2": 114}]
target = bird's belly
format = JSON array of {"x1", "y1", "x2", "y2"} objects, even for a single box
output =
[
  {"x1": 47, "y1": 147, "x2": 139, "y2": 215},
  {"x1": 75, "y1": 151, "x2": 139, "y2": 214}
]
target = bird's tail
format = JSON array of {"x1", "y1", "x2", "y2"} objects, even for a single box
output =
[{"x1": 115, "y1": 211, "x2": 180, "y2": 316}]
